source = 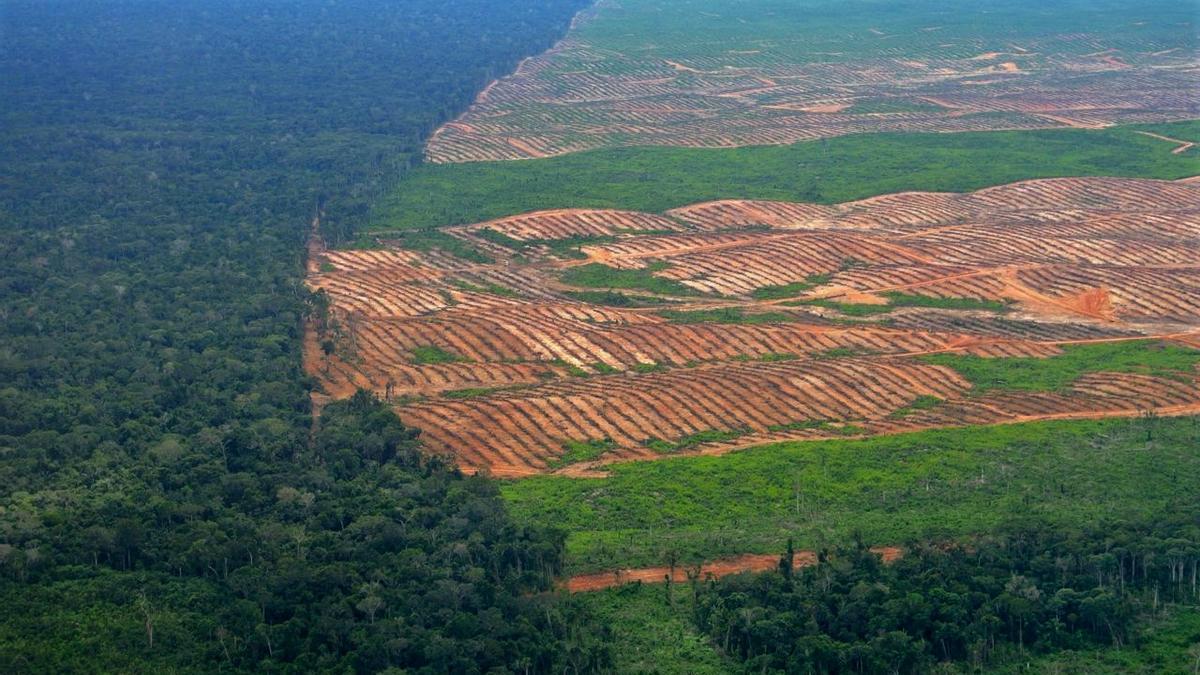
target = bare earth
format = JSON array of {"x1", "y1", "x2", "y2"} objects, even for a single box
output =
[
  {"x1": 565, "y1": 547, "x2": 903, "y2": 592},
  {"x1": 425, "y1": 3, "x2": 1198, "y2": 162},
  {"x1": 306, "y1": 176, "x2": 1200, "y2": 477}
]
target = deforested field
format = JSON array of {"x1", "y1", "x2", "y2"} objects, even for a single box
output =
[
  {"x1": 426, "y1": 0, "x2": 1198, "y2": 162},
  {"x1": 306, "y1": 176, "x2": 1200, "y2": 477},
  {"x1": 301, "y1": 1, "x2": 1200, "y2": 668}
]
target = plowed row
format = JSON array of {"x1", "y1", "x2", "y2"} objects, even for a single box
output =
[
  {"x1": 400, "y1": 358, "x2": 970, "y2": 475},
  {"x1": 579, "y1": 177, "x2": 1200, "y2": 324},
  {"x1": 425, "y1": 6, "x2": 1198, "y2": 162},
  {"x1": 306, "y1": 177, "x2": 1200, "y2": 475}
]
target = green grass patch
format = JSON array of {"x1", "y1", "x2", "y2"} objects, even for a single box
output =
[
  {"x1": 542, "y1": 235, "x2": 617, "y2": 259},
  {"x1": 632, "y1": 362, "x2": 666, "y2": 374},
  {"x1": 923, "y1": 340, "x2": 1200, "y2": 393},
  {"x1": 888, "y1": 395, "x2": 945, "y2": 418},
  {"x1": 656, "y1": 307, "x2": 796, "y2": 324},
  {"x1": 408, "y1": 344, "x2": 466, "y2": 365},
  {"x1": 591, "y1": 362, "x2": 620, "y2": 375},
  {"x1": 563, "y1": 290, "x2": 672, "y2": 307},
  {"x1": 644, "y1": 427, "x2": 752, "y2": 454},
  {"x1": 473, "y1": 227, "x2": 524, "y2": 249},
  {"x1": 550, "y1": 359, "x2": 605, "y2": 378},
  {"x1": 749, "y1": 274, "x2": 831, "y2": 300},
  {"x1": 560, "y1": 263, "x2": 699, "y2": 296},
  {"x1": 550, "y1": 438, "x2": 618, "y2": 469},
  {"x1": 756, "y1": 352, "x2": 798, "y2": 362},
  {"x1": 374, "y1": 122, "x2": 1200, "y2": 230},
  {"x1": 449, "y1": 278, "x2": 519, "y2": 297},
  {"x1": 787, "y1": 298, "x2": 894, "y2": 316},
  {"x1": 884, "y1": 292, "x2": 1012, "y2": 312},
  {"x1": 501, "y1": 416, "x2": 1200, "y2": 574}
]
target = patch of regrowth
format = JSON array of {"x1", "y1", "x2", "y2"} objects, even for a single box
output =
[
  {"x1": 884, "y1": 292, "x2": 1011, "y2": 312},
  {"x1": 657, "y1": 307, "x2": 797, "y2": 324},
  {"x1": 409, "y1": 345, "x2": 468, "y2": 365},
  {"x1": 377, "y1": 122, "x2": 1200, "y2": 231},
  {"x1": 450, "y1": 278, "x2": 519, "y2": 298},
  {"x1": 564, "y1": 290, "x2": 673, "y2": 307},
  {"x1": 555, "y1": 361, "x2": 592, "y2": 377},
  {"x1": 787, "y1": 298, "x2": 893, "y2": 316},
  {"x1": 644, "y1": 427, "x2": 752, "y2": 453},
  {"x1": 473, "y1": 228, "x2": 525, "y2": 249},
  {"x1": 922, "y1": 340, "x2": 1200, "y2": 393},
  {"x1": 750, "y1": 274, "x2": 832, "y2": 300},
  {"x1": 888, "y1": 395, "x2": 945, "y2": 418},
  {"x1": 550, "y1": 438, "x2": 618, "y2": 469},
  {"x1": 560, "y1": 263, "x2": 699, "y2": 296}
]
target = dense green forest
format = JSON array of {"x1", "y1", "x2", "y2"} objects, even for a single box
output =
[
  {"x1": 694, "y1": 514, "x2": 1200, "y2": 673},
  {"x1": 0, "y1": 0, "x2": 603, "y2": 671}
]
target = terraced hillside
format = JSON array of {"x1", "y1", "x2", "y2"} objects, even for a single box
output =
[
  {"x1": 426, "y1": 0, "x2": 1198, "y2": 162},
  {"x1": 307, "y1": 176, "x2": 1200, "y2": 477}
]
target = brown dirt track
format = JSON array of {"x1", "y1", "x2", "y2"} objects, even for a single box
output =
[
  {"x1": 305, "y1": 176, "x2": 1200, "y2": 477},
  {"x1": 565, "y1": 547, "x2": 903, "y2": 592}
]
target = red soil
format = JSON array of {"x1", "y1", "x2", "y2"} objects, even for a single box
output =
[
  {"x1": 565, "y1": 547, "x2": 903, "y2": 592},
  {"x1": 304, "y1": 177, "x2": 1200, "y2": 476}
]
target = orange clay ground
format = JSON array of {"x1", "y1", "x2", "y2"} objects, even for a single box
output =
[
  {"x1": 564, "y1": 547, "x2": 903, "y2": 592},
  {"x1": 305, "y1": 176, "x2": 1200, "y2": 478},
  {"x1": 424, "y1": 4, "x2": 1198, "y2": 162}
]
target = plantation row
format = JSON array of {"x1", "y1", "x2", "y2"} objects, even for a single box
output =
[
  {"x1": 335, "y1": 313, "x2": 957, "y2": 386},
  {"x1": 399, "y1": 358, "x2": 970, "y2": 475},
  {"x1": 437, "y1": 175, "x2": 1197, "y2": 237},
  {"x1": 459, "y1": 209, "x2": 688, "y2": 241},
  {"x1": 426, "y1": 4, "x2": 1197, "y2": 162},
  {"x1": 306, "y1": 176, "x2": 1199, "y2": 474},
  {"x1": 400, "y1": 362, "x2": 1200, "y2": 475}
]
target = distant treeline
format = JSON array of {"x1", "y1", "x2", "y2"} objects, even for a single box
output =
[{"x1": 0, "y1": 0, "x2": 600, "y2": 671}]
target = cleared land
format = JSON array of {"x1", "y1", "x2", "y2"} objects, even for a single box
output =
[
  {"x1": 425, "y1": 0, "x2": 1198, "y2": 162},
  {"x1": 307, "y1": 176, "x2": 1200, "y2": 477},
  {"x1": 565, "y1": 546, "x2": 901, "y2": 592}
]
